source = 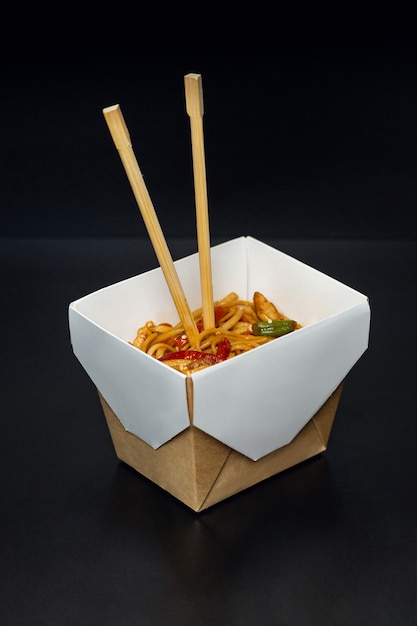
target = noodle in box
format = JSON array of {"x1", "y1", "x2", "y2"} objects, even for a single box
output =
[{"x1": 68, "y1": 75, "x2": 370, "y2": 512}]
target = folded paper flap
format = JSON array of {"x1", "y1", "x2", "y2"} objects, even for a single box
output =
[
  {"x1": 99, "y1": 383, "x2": 343, "y2": 512},
  {"x1": 188, "y1": 428, "x2": 232, "y2": 507},
  {"x1": 70, "y1": 308, "x2": 190, "y2": 448},
  {"x1": 192, "y1": 303, "x2": 367, "y2": 460},
  {"x1": 99, "y1": 392, "x2": 231, "y2": 511},
  {"x1": 311, "y1": 381, "x2": 345, "y2": 447},
  {"x1": 69, "y1": 237, "x2": 369, "y2": 458},
  {"x1": 246, "y1": 237, "x2": 368, "y2": 325},
  {"x1": 198, "y1": 383, "x2": 343, "y2": 510}
]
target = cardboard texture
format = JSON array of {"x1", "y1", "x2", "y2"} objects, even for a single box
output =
[
  {"x1": 69, "y1": 237, "x2": 370, "y2": 509},
  {"x1": 99, "y1": 382, "x2": 344, "y2": 512},
  {"x1": 69, "y1": 237, "x2": 370, "y2": 460}
]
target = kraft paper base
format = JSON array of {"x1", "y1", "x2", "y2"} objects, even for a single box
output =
[{"x1": 98, "y1": 382, "x2": 344, "y2": 512}]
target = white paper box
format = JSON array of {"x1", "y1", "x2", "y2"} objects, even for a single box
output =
[{"x1": 69, "y1": 237, "x2": 370, "y2": 461}]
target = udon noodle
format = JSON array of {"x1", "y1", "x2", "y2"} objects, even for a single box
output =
[{"x1": 131, "y1": 291, "x2": 301, "y2": 374}]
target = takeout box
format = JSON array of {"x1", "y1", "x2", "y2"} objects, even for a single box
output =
[{"x1": 69, "y1": 236, "x2": 370, "y2": 512}]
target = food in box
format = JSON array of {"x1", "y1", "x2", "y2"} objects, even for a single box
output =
[{"x1": 69, "y1": 236, "x2": 370, "y2": 511}]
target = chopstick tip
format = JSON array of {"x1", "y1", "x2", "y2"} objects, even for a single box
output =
[
  {"x1": 184, "y1": 75, "x2": 204, "y2": 118},
  {"x1": 103, "y1": 104, "x2": 120, "y2": 115}
]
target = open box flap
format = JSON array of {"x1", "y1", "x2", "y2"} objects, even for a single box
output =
[
  {"x1": 99, "y1": 382, "x2": 344, "y2": 512},
  {"x1": 69, "y1": 237, "x2": 370, "y2": 456},
  {"x1": 191, "y1": 236, "x2": 370, "y2": 459},
  {"x1": 192, "y1": 300, "x2": 369, "y2": 460},
  {"x1": 68, "y1": 237, "x2": 250, "y2": 449},
  {"x1": 69, "y1": 308, "x2": 190, "y2": 447}
]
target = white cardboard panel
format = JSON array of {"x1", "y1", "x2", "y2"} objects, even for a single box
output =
[
  {"x1": 69, "y1": 237, "x2": 370, "y2": 458},
  {"x1": 69, "y1": 308, "x2": 190, "y2": 447},
  {"x1": 192, "y1": 300, "x2": 370, "y2": 459}
]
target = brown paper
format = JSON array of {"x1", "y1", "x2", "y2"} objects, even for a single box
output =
[{"x1": 99, "y1": 382, "x2": 344, "y2": 512}]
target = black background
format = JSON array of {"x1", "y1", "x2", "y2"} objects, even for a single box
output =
[
  {"x1": 2, "y1": 12, "x2": 417, "y2": 626},
  {"x1": 2, "y1": 18, "x2": 417, "y2": 241}
]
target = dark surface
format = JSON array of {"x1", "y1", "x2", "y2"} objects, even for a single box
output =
[
  {"x1": 1, "y1": 237, "x2": 416, "y2": 625},
  {"x1": 2, "y1": 15, "x2": 417, "y2": 623},
  {"x1": 2, "y1": 32, "x2": 417, "y2": 241}
]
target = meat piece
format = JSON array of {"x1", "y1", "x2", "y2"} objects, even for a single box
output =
[{"x1": 253, "y1": 291, "x2": 283, "y2": 322}]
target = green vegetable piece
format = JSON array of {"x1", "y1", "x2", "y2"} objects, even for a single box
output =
[{"x1": 252, "y1": 319, "x2": 296, "y2": 337}]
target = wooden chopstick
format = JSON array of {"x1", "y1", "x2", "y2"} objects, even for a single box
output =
[
  {"x1": 184, "y1": 73, "x2": 215, "y2": 330},
  {"x1": 103, "y1": 104, "x2": 200, "y2": 347}
]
